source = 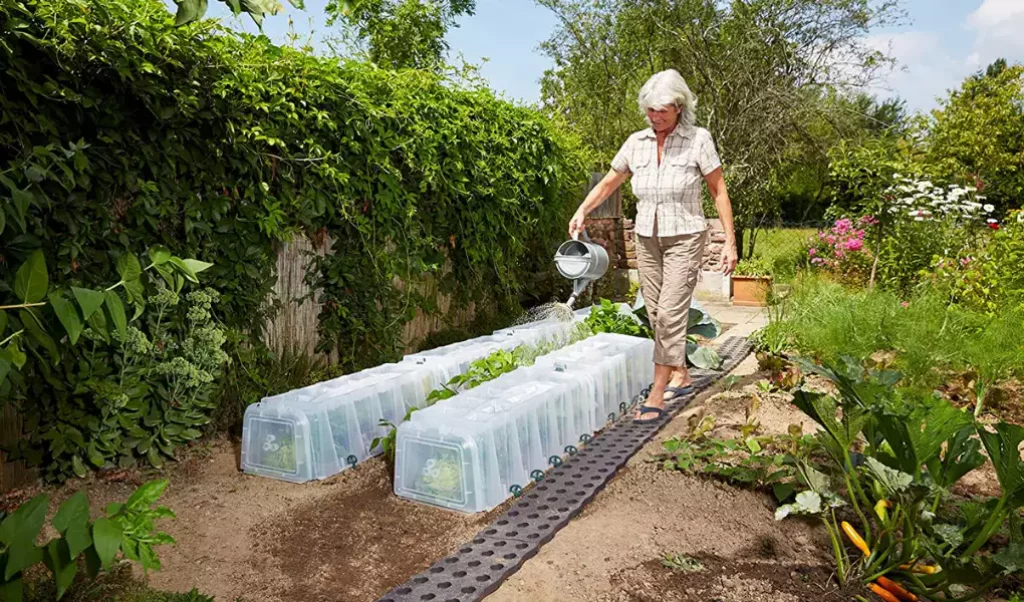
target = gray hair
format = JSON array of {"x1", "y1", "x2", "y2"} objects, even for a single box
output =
[{"x1": 637, "y1": 69, "x2": 698, "y2": 126}]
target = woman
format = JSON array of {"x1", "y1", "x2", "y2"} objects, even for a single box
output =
[{"x1": 568, "y1": 69, "x2": 738, "y2": 423}]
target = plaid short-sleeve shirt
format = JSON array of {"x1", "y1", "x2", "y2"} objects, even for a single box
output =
[{"x1": 611, "y1": 126, "x2": 722, "y2": 238}]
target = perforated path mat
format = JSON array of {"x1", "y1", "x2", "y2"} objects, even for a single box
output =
[{"x1": 374, "y1": 336, "x2": 753, "y2": 602}]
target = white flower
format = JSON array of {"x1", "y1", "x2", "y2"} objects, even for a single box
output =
[
  {"x1": 965, "y1": 186, "x2": 977, "y2": 192},
  {"x1": 987, "y1": 218, "x2": 998, "y2": 224},
  {"x1": 908, "y1": 210, "x2": 922, "y2": 217},
  {"x1": 914, "y1": 216, "x2": 926, "y2": 221},
  {"x1": 1017, "y1": 213, "x2": 1024, "y2": 223},
  {"x1": 983, "y1": 204, "x2": 994, "y2": 213}
]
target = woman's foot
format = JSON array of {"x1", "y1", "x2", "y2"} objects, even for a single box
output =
[
  {"x1": 663, "y1": 369, "x2": 693, "y2": 401},
  {"x1": 635, "y1": 389, "x2": 666, "y2": 421}
]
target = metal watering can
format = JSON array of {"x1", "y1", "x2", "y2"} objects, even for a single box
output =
[{"x1": 554, "y1": 230, "x2": 609, "y2": 309}]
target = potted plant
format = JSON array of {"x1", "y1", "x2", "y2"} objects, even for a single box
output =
[{"x1": 731, "y1": 256, "x2": 773, "y2": 307}]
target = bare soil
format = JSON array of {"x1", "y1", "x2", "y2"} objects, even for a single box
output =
[{"x1": 6, "y1": 366, "x2": 1014, "y2": 602}]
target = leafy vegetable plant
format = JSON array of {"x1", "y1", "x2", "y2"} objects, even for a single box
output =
[{"x1": 776, "y1": 357, "x2": 1024, "y2": 599}]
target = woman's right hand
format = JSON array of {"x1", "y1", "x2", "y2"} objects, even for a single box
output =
[{"x1": 568, "y1": 210, "x2": 586, "y2": 239}]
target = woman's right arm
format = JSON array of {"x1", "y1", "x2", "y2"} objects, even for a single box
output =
[{"x1": 568, "y1": 168, "x2": 630, "y2": 238}]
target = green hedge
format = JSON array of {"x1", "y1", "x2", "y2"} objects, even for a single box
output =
[
  {"x1": 0, "y1": 0, "x2": 589, "y2": 480},
  {"x1": 0, "y1": 0, "x2": 589, "y2": 362}
]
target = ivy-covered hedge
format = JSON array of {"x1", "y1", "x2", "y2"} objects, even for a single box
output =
[
  {"x1": 0, "y1": 0, "x2": 589, "y2": 361},
  {"x1": 0, "y1": 0, "x2": 590, "y2": 480}
]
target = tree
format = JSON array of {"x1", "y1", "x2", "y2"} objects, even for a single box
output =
[
  {"x1": 536, "y1": 0, "x2": 906, "y2": 254},
  {"x1": 925, "y1": 60, "x2": 1024, "y2": 213},
  {"x1": 327, "y1": 0, "x2": 476, "y2": 70}
]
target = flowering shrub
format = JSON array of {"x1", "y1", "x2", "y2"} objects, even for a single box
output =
[
  {"x1": 927, "y1": 210, "x2": 1024, "y2": 314},
  {"x1": 806, "y1": 216, "x2": 876, "y2": 286}
]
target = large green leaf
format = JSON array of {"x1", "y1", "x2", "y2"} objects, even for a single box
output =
[
  {"x1": 774, "y1": 490, "x2": 822, "y2": 520},
  {"x1": 0, "y1": 353, "x2": 11, "y2": 386},
  {"x1": 687, "y1": 321, "x2": 721, "y2": 340},
  {"x1": 1, "y1": 574, "x2": 24, "y2": 602},
  {"x1": 14, "y1": 250, "x2": 47, "y2": 303},
  {"x1": 19, "y1": 309, "x2": 59, "y2": 365},
  {"x1": 865, "y1": 456, "x2": 914, "y2": 494},
  {"x1": 0, "y1": 205, "x2": 5, "y2": 236},
  {"x1": 147, "y1": 245, "x2": 172, "y2": 266},
  {"x1": 91, "y1": 518, "x2": 123, "y2": 569},
  {"x1": 925, "y1": 427, "x2": 986, "y2": 490},
  {"x1": 126, "y1": 479, "x2": 169, "y2": 510},
  {"x1": 42, "y1": 539, "x2": 78, "y2": 598},
  {"x1": 182, "y1": 258, "x2": 214, "y2": 276},
  {"x1": 87, "y1": 307, "x2": 110, "y2": 342},
  {"x1": 0, "y1": 493, "x2": 49, "y2": 579},
  {"x1": 977, "y1": 422, "x2": 1024, "y2": 505},
  {"x1": 0, "y1": 310, "x2": 8, "y2": 336},
  {"x1": 174, "y1": 0, "x2": 205, "y2": 26},
  {"x1": 686, "y1": 307, "x2": 706, "y2": 329},
  {"x1": 168, "y1": 257, "x2": 198, "y2": 283},
  {"x1": 686, "y1": 341, "x2": 721, "y2": 369},
  {"x1": 116, "y1": 252, "x2": 142, "y2": 283},
  {"x1": 104, "y1": 291, "x2": 127, "y2": 343},
  {"x1": 875, "y1": 395, "x2": 973, "y2": 478},
  {"x1": 52, "y1": 492, "x2": 92, "y2": 558},
  {"x1": 71, "y1": 287, "x2": 105, "y2": 321},
  {"x1": 47, "y1": 292, "x2": 83, "y2": 344}
]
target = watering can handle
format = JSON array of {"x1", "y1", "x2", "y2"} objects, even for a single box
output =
[{"x1": 572, "y1": 228, "x2": 592, "y2": 243}]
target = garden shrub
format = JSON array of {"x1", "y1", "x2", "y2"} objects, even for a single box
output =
[
  {"x1": 813, "y1": 176, "x2": 998, "y2": 293},
  {"x1": 0, "y1": 0, "x2": 590, "y2": 480},
  {"x1": 927, "y1": 210, "x2": 1024, "y2": 314}
]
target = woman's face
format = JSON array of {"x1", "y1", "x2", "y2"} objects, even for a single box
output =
[{"x1": 646, "y1": 104, "x2": 680, "y2": 132}]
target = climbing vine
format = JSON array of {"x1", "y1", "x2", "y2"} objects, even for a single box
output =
[{"x1": 0, "y1": 0, "x2": 590, "y2": 479}]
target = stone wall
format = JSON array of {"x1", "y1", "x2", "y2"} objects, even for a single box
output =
[
  {"x1": 583, "y1": 217, "x2": 630, "y2": 269},
  {"x1": 703, "y1": 218, "x2": 727, "y2": 270},
  {"x1": 586, "y1": 216, "x2": 726, "y2": 271}
]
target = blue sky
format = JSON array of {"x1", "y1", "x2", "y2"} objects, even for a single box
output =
[{"x1": 200, "y1": 0, "x2": 1024, "y2": 113}]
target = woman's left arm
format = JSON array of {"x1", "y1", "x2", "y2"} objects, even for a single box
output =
[{"x1": 704, "y1": 167, "x2": 738, "y2": 274}]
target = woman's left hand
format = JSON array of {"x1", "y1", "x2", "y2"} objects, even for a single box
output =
[{"x1": 722, "y1": 243, "x2": 738, "y2": 275}]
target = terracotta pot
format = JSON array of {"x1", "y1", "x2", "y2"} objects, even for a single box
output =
[{"x1": 731, "y1": 275, "x2": 772, "y2": 307}]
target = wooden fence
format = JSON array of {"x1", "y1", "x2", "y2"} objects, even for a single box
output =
[
  {"x1": 586, "y1": 172, "x2": 623, "y2": 218},
  {"x1": 261, "y1": 235, "x2": 476, "y2": 358}
]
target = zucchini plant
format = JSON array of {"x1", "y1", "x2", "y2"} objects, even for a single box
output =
[{"x1": 776, "y1": 357, "x2": 1024, "y2": 600}]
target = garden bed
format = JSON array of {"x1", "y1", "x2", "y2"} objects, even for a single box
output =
[{"x1": 5, "y1": 341, "x2": 1017, "y2": 601}]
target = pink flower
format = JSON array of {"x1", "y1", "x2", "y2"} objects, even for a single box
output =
[
  {"x1": 960, "y1": 257, "x2": 972, "y2": 266},
  {"x1": 808, "y1": 248, "x2": 817, "y2": 257},
  {"x1": 860, "y1": 215, "x2": 879, "y2": 226},
  {"x1": 901, "y1": 301, "x2": 909, "y2": 308},
  {"x1": 826, "y1": 235, "x2": 837, "y2": 245},
  {"x1": 845, "y1": 239, "x2": 864, "y2": 252},
  {"x1": 835, "y1": 249, "x2": 846, "y2": 258},
  {"x1": 833, "y1": 218, "x2": 853, "y2": 235},
  {"x1": 811, "y1": 257, "x2": 824, "y2": 265}
]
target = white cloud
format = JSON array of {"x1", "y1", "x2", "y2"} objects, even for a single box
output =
[
  {"x1": 967, "y1": 0, "x2": 1024, "y2": 62},
  {"x1": 863, "y1": 31, "x2": 962, "y2": 112}
]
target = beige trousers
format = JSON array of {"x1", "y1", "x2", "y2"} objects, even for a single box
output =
[{"x1": 636, "y1": 220, "x2": 707, "y2": 367}]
